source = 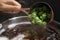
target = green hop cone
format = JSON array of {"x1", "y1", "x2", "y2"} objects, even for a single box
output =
[{"x1": 42, "y1": 22, "x2": 47, "y2": 26}]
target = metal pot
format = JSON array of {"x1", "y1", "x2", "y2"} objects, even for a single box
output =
[{"x1": 0, "y1": 16, "x2": 46, "y2": 40}]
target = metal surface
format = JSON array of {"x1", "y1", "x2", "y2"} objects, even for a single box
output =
[
  {"x1": 1, "y1": 16, "x2": 60, "y2": 32},
  {"x1": 0, "y1": 16, "x2": 60, "y2": 40},
  {"x1": 0, "y1": 16, "x2": 46, "y2": 39},
  {"x1": 2, "y1": 16, "x2": 30, "y2": 29}
]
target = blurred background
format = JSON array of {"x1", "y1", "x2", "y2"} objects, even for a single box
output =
[{"x1": 0, "y1": 0, "x2": 60, "y2": 23}]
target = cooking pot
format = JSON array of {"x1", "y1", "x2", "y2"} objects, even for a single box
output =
[
  {"x1": 0, "y1": 16, "x2": 47, "y2": 40},
  {"x1": 0, "y1": 16, "x2": 60, "y2": 40}
]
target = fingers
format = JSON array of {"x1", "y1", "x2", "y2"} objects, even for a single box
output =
[
  {"x1": 2, "y1": 8, "x2": 30, "y2": 14},
  {"x1": 21, "y1": 10, "x2": 29, "y2": 15},
  {"x1": 12, "y1": 1, "x2": 21, "y2": 6},
  {"x1": 0, "y1": 3, "x2": 21, "y2": 14},
  {"x1": 20, "y1": 8, "x2": 30, "y2": 15},
  {"x1": 4, "y1": 0, "x2": 21, "y2": 9},
  {"x1": 0, "y1": 0, "x2": 30, "y2": 14},
  {"x1": 0, "y1": 0, "x2": 21, "y2": 14},
  {"x1": 5, "y1": 0, "x2": 21, "y2": 6},
  {"x1": 20, "y1": 8, "x2": 30, "y2": 10}
]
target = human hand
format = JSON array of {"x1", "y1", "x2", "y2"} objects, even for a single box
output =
[{"x1": 0, "y1": 0, "x2": 21, "y2": 14}]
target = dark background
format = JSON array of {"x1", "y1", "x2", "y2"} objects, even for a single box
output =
[{"x1": 0, "y1": 0, "x2": 60, "y2": 23}]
